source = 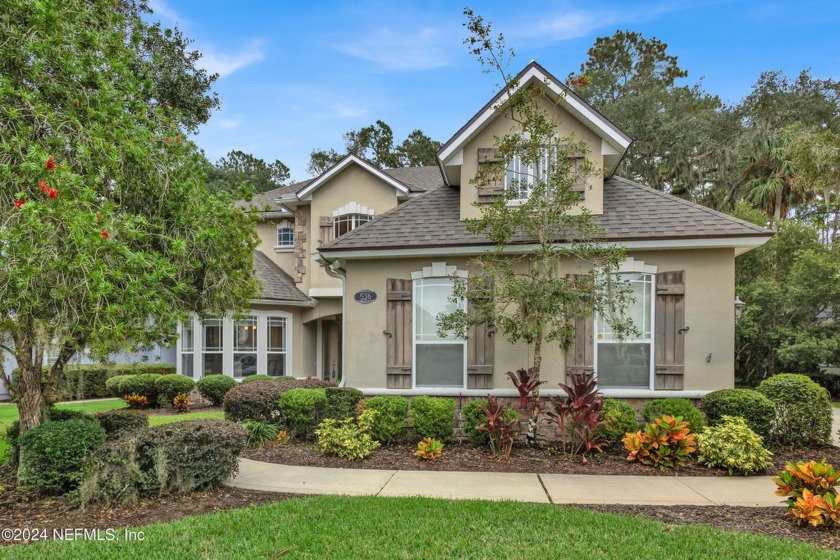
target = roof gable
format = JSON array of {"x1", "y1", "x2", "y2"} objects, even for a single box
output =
[{"x1": 296, "y1": 154, "x2": 410, "y2": 200}]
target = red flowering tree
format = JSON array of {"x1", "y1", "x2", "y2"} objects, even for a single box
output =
[{"x1": 0, "y1": 0, "x2": 259, "y2": 436}]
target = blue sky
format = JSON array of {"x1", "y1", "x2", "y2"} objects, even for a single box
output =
[{"x1": 149, "y1": 0, "x2": 840, "y2": 181}]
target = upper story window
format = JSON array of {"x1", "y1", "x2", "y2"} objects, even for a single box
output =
[
  {"x1": 504, "y1": 150, "x2": 586, "y2": 201},
  {"x1": 334, "y1": 213, "x2": 372, "y2": 238},
  {"x1": 276, "y1": 220, "x2": 294, "y2": 248}
]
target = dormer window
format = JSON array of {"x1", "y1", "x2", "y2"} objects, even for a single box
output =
[
  {"x1": 504, "y1": 150, "x2": 586, "y2": 201},
  {"x1": 276, "y1": 220, "x2": 294, "y2": 248},
  {"x1": 334, "y1": 213, "x2": 373, "y2": 237}
]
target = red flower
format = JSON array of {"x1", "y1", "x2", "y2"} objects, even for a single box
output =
[
  {"x1": 569, "y1": 75, "x2": 590, "y2": 88},
  {"x1": 101, "y1": 228, "x2": 109, "y2": 239},
  {"x1": 45, "y1": 156, "x2": 55, "y2": 170},
  {"x1": 14, "y1": 199, "x2": 26, "y2": 208},
  {"x1": 71, "y1": 100, "x2": 80, "y2": 108},
  {"x1": 39, "y1": 181, "x2": 49, "y2": 193},
  {"x1": 48, "y1": 188, "x2": 58, "y2": 199}
]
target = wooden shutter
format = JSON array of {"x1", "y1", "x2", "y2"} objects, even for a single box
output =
[
  {"x1": 565, "y1": 274, "x2": 594, "y2": 384},
  {"x1": 318, "y1": 216, "x2": 334, "y2": 246},
  {"x1": 386, "y1": 279, "x2": 412, "y2": 389},
  {"x1": 655, "y1": 271, "x2": 686, "y2": 390},
  {"x1": 476, "y1": 148, "x2": 505, "y2": 200},
  {"x1": 569, "y1": 157, "x2": 587, "y2": 200},
  {"x1": 467, "y1": 320, "x2": 494, "y2": 389}
]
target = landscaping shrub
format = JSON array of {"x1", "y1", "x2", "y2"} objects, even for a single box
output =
[
  {"x1": 105, "y1": 374, "x2": 131, "y2": 397},
  {"x1": 413, "y1": 437, "x2": 443, "y2": 460},
  {"x1": 47, "y1": 407, "x2": 97, "y2": 424},
  {"x1": 243, "y1": 421, "x2": 279, "y2": 448},
  {"x1": 78, "y1": 420, "x2": 246, "y2": 505},
  {"x1": 316, "y1": 409, "x2": 380, "y2": 460},
  {"x1": 696, "y1": 416, "x2": 773, "y2": 475},
  {"x1": 324, "y1": 387, "x2": 364, "y2": 420},
  {"x1": 155, "y1": 374, "x2": 195, "y2": 406},
  {"x1": 94, "y1": 409, "x2": 148, "y2": 440},
  {"x1": 473, "y1": 396, "x2": 518, "y2": 458},
  {"x1": 773, "y1": 460, "x2": 839, "y2": 527},
  {"x1": 700, "y1": 388, "x2": 775, "y2": 439},
  {"x1": 549, "y1": 373, "x2": 606, "y2": 456},
  {"x1": 757, "y1": 373, "x2": 832, "y2": 447},
  {"x1": 5, "y1": 420, "x2": 20, "y2": 466},
  {"x1": 18, "y1": 419, "x2": 107, "y2": 494},
  {"x1": 241, "y1": 374, "x2": 294, "y2": 383},
  {"x1": 623, "y1": 415, "x2": 697, "y2": 470},
  {"x1": 362, "y1": 396, "x2": 409, "y2": 443},
  {"x1": 461, "y1": 398, "x2": 518, "y2": 447},
  {"x1": 596, "y1": 399, "x2": 639, "y2": 445},
  {"x1": 173, "y1": 392, "x2": 191, "y2": 413},
  {"x1": 119, "y1": 374, "x2": 160, "y2": 404},
  {"x1": 224, "y1": 378, "x2": 333, "y2": 423},
  {"x1": 807, "y1": 372, "x2": 840, "y2": 400},
  {"x1": 278, "y1": 388, "x2": 328, "y2": 439},
  {"x1": 642, "y1": 398, "x2": 705, "y2": 434},
  {"x1": 196, "y1": 374, "x2": 237, "y2": 406},
  {"x1": 411, "y1": 396, "x2": 455, "y2": 441},
  {"x1": 124, "y1": 393, "x2": 149, "y2": 409},
  {"x1": 22, "y1": 363, "x2": 175, "y2": 401}
]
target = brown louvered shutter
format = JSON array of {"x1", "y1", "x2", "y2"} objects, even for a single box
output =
[
  {"x1": 386, "y1": 279, "x2": 412, "y2": 389},
  {"x1": 655, "y1": 271, "x2": 686, "y2": 390},
  {"x1": 569, "y1": 156, "x2": 587, "y2": 200},
  {"x1": 318, "y1": 216, "x2": 334, "y2": 246},
  {"x1": 477, "y1": 148, "x2": 505, "y2": 200},
  {"x1": 565, "y1": 274, "x2": 594, "y2": 384},
  {"x1": 467, "y1": 321, "x2": 494, "y2": 389}
]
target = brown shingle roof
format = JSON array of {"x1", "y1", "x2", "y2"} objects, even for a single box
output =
[
  {"x1": 253, "y1": 251, "x2": 310, "y2": 302},
  {"x1": 320, "y1": 176, "x2": 771, "y2": 252}
]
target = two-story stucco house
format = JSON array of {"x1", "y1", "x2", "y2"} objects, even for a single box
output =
[{"x1": 175, "y1": 61, "x2": 772, "y2": 401}]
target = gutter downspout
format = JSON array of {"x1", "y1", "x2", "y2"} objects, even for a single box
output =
[{"x1": 319, "y1": 254, "x2": 347, "y2": 388}]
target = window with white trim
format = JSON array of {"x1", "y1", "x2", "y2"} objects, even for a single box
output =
[
  {"x1": 596, "y1": 273, "x2": 654, "y2": 387},
  {"x1": 202, "y1": 318, "x2": 223, "y2": 376},
  {"x1": 180, "y1": 322, "x2": 194, "y2": 377},
  {"x1": 505, "y1": 152, "x2": 551, "y2": 200},
  {"x1": 276, "y1": 221, "x2": 294, "y2": 248},
  {"x1": 233, "y1": 316, "x2": 258, "y2": 377},
  {"x1": 334, "y1": 213, "x2": 372, "y2": 238},
  {"x1": 413, "y1": 277, "x2": 466, "y2": 387},
  {"x1": 267, "y1": 317, "x2": 287, "y2": 376}
]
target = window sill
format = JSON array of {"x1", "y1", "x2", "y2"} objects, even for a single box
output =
[{"x1": 274, "y1": 246, "x2": 295, "y2": 253}]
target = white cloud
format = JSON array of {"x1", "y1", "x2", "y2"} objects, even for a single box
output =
[
  {"x1": 147, "y1": 0, "x2": 187, "y2": 26},
  {"x1": 198, "y1": 41, "x2": 266, "y2": 77},
  {"x1": 215, "y1": 117, "x2": 242, "y2": 130},
  {"x1": 338, "y1": 27, "x2": 453, "y2": 71}
]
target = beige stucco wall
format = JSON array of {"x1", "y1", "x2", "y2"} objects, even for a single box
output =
[
  {"x1": 341, "y1": 249, "x2": 735, "y2": 392},
  {"x1": 255, "y1": 220, "x2": 296, "y2": 272},
  {"x1": 250, "y1": 303, "x2": 317, "y2": 377},
  {"x1": 459, "y1": 97, "x2": 604, "y2": 220}
]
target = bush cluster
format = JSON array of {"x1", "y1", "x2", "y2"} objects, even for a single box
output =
[
  {"x1": 278, "y1": 388, "x2": 327, "y2": 439},
  {"x1": 241, "y1": 374, "x2": 294, "y2": 384},
  {"x1": 94, "y1": 410, "x2": 149, "y2": 440},
  {"x1": 196, "y1": 374, "x2": 238, "y2": 406},
  {"x1": 243, "y1": 420, "x2": 279, "y2": 448},
  {"x1": 316, "y1": 409, "x2": 380, "y2": 460},
  {"x1": 700, "y1": 388, "x2": 775, "y2": 438},
  {"x1": 108, "y1": 373, "x2": 161, "y2": 404},
  {"x1": 757, "y1": 374, "x2": 832, "y2": 447},
  {"x1": 324, "y1": 387, "x2": 364, "y2": 420},
  {"x1": 19, "y1": 363, "x2": 176, "y2": 401},
  {"x1": 461, "y1": 399, "x2": 518, "y2": 446},
  {"x1": 223, "y1": 378, "x2": 332, "y2": 423},
  {"x1": 362, "y1": 396, "x2": 408, "y2": 443},
  {"x1": 696, "y1": 415, "x2": 773, "y2": 475},
  {"x1": 623, "y1": 415, "x2": 697, "y2": 470},
  {"x1": 773, "y1": 460, "x2": 839, "y2": 528},
  {"x1": 596, "y1": 399, "x2": 639, "y2": 445},
  {"x1": 411, "y1": 396, "x2": 455, "y2": 441},
  {"x1": 642, "y1": 398, "x2": 705, "y2": 434},
  {"x1": 155, "y1": 374, "x2": 195, "y2": 406}
]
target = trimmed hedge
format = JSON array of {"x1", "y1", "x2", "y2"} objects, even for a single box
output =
[
  {"x1": 700, "y1": 388, "x2": 775, "y2": 439},
  {"x1": 224, "y1": 378, "x2": 332, "y2": 423},
  {"x1": 278, "y1": 388, "x2": 327, "y2": 439},
  {"x1": 642, "y1": 398, "x2": 705, "y2": 434},
  {"x1": 94, "y1": 409, "x2": 149, "y2": 440},
  {"x1": 596, "y1": 399, "x2": 639, "y2": 444},
  {"x1": 362, "y1": 396, "x2": 409, "y2": 443},
  {"x1": 411, "y1": 396, "x2": 455, "y2": 441},
  {"x1": 757, "y1": 373, "x2": 832, "y2": 447},
  {"x1": 154, "y1": 374, "x2": 195, "y2": 406},
  {"x1": 240, "y1": 374, "x2": 295, "y2": 384},
  {"x1": 112, "y1": 373, "x2": 161, "y2": 404},
  {"x1": 78, "y1": 420, "x2": 247, "y2": 505},
  {"x1": 18, "y1": 419, "x2": 107, "y2": 494},
  {"x1": 47, "y1": 407, "x2": 97, "y2": 424},
  {"x1": 461, "y1": 399, "x2": 518, "y2": 446},
  {"x1": 46, "y1": 363, "x2": 175, "y2": 401},
  {"x1": 324, "y1": 387, "x2": 364, "y2": 420},
  {"x1": 196, "y1": 374, "x2": 238, "y2": 406}
]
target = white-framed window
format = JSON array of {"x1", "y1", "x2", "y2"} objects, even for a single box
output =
[
  {"x1": 202, "y1": 318, "x2": 224, "y2": 377},
  {"x1": 267, "y1": 317, "x2": 287, "y2": 376},
  {"x1": 595, "y1": 272, "x2": 655, "y2": 388},
  {"x1": 276, "y1": 221, "x2": 294, "y2": 248},
  {"x1": 233, "y1": 316, "x2": 258, "y2": 377},
  {"x1": 504, "y1": 150, "x2": 585, "y2": 201},
  {"x1": 334, "y1": 213, "x2": 372, "y2": 238},
  {"x1": 180, "y1": 322, "x2": 194, "y2": 377},
  {"x1": 413, "y1": 276, "x2": 466, "y2": 388}
]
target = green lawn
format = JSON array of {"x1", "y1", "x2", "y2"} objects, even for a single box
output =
[
  {"x1": 148, "y1": 410, "x2": 224, "y2": 426},
  {"x1": 0, "y1": 495, "x2": 834, "y2": 559}
]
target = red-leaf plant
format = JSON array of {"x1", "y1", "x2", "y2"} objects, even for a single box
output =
[
  {"x1": 475, "y1": 395, "x2": 518, "y2": 459},
  {"x1": 547, "y1": 372, "x2": 606, "y2": 461},
  {"x1": 506, "y1": 368, "x2": 546, "y2": 446}
]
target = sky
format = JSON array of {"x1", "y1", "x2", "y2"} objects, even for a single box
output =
[{"x1": 148, "y1": 0, "x2": 840, "y2": 181}]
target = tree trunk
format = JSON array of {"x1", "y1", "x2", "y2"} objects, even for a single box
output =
[
  {"x1": 525, "y1": 337, "x2": 543, "y2": 446},
  {"x1": 16, "y1": 363, "x2": 48, "y2": 434}
]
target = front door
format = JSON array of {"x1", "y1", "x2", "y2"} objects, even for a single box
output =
[{"x1": 322, "y1": 316, "x2": 342, "y2": 382}]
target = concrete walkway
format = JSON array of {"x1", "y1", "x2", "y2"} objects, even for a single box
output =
[{"x1": 228, "y1": 458, "x2": 782, "y2": 507}]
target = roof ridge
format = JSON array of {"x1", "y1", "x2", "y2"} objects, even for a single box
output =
[{"x1": 608, "y1": 176, "x2": 772, "y2": 235}]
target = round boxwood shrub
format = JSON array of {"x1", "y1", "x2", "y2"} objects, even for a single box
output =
[
  {"x1": 224, "y1": 378, "x2": 332, "y2": 423},
  {"x1": 596, "y1": 399, "x2": 639, "y2": 444},
  {"x1": 47, "y1": 407, "x2": 97, "y2": 424},
  {"x1": 642, "y1": 398, "x2": 705, "y2": 434},
  {"x1": 119, "y1": 374, "x2": 160, "y2": 404},
  {"x1": 94, "y1": 409, "x2": 149, "y2": 440},
  {"x1": 18, "y1": 419, "x2": 107, "y2": 494},
  {"x1": 196, "y1": 374, "x2": 238, "y2": 406},
  {"x1": 278, "y1": 388, "x2": 328, "y2": 439},
  {"x1": 324, "y1": 387, "x2": 364, "y2": 420},
  {"x1": 757, "y1": 373, "x2": 832, "y2": 447},
  {"x1": 105, "y1": 374, "x2": 131, "y2": 397},
  {"x1": 362, "y1": 396, "x2": 409, "y2": 443},
  {"x1": 461, "y1": 399, "x2": 518, "y2": 446},
  {"x1": 241, "y1": 375, "x2": 274, "y2": 384},
  {"x1": 700, "y1": 388, "x2": 775, "y2": 439},
  {"x1": 411, "y1": 396, "x2": 456, "y2": 441},
  {"x1": 155, "y1": 374, "x2": 195, "y2": 406},
  {"x1": 696, "y1": 415, "x2": 773, "y2": 475}
]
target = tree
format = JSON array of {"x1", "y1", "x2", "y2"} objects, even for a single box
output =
[
  {"x1": 396, "y1": 130, "x2": 442, "y2": 167},
  {"x1": 206, "y1": 150, "x2": 290, "y2": 194},
  {"x1": 791, "y1": 131, "x2": 840, "y2": 248},
  {"x1": 344, "y1": 120, "x2": 402, "y2": 169},
  {"x1": 438, "y1": 10, "x2": 631, "y2": 444},
  {"x1": 0, "y1": 0, "x2": 260, "y2": 436},
  {"x1": 307, "y1": 148, "x2": 343, "y2": 176}
]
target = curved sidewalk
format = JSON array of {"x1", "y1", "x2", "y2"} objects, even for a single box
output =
[{"x1": 228, "y1": 458, "x2": 782, "y2": 507}]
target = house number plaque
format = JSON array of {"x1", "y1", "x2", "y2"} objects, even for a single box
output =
[{"x1": 354, "y1": 289, "x2": 377, "y2": 304}]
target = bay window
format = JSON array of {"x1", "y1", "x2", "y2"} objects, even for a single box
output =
[
  {"x1": 202, "y1": 318, "x2": 223, "y2": 376},
  {"x1": 267, "y1": 317, "x2": 287, "y2": 376},
  {"x1": 233, "y1": 316, "x2": 257, "y2": 377}
]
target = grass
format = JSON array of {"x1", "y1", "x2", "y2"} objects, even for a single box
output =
[
  {"x1": 148, "y1": 410, "x2": 224, "y2": 426},
  {"x1": 0, "y1": 495, "x2": 835, "y2": 559}
]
